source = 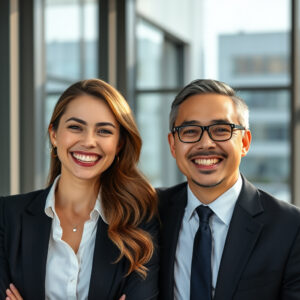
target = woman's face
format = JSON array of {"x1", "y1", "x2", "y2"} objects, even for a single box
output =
[{"x1": 49, "y1": 94, "x2": 121, "y2": 183}]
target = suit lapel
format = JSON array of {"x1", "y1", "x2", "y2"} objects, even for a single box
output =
[
  {"x1": 214, "y1": 177, "x2": 264, "y2": 300},
  {"x1": 21, "y1": 188, "x2": 52, "y2": 299},
  {"x1": 160, "y1": 185, "x2": 187, "y2": 299},
  {"x1": 88, "y1": 218, "x2": 121, "y2": 299}
]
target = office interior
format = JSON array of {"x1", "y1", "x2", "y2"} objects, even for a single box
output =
[{"x1": 1, "y1": 0, "x2": 300, "y2": 206}]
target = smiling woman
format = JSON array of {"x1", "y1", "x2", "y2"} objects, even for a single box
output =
[
  {"x1": 49, "y1": 94, "x2": 121, "y2": 185},
  {"x1": 0, "y1": 79, "x2": 159, "y2": 300}
]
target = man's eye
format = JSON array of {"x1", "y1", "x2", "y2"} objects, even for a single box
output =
[
  {"x1": 212, "y1": 126, "x2": 231, "y2": 135},
  {"x1": 216, "y1": 128, "x2": 229, "y2": 132},
  {"x1": 181, "y1": 128, "x2": 200, "y2": 136}
]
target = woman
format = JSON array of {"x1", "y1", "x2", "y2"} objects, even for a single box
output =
[{"x1": 0, "y1": 79, "x2": 159, "y2": 300}]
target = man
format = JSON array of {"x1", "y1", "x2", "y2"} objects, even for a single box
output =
[{"x1": 158, "y1": 79, "x2": 300, "y2": 300}]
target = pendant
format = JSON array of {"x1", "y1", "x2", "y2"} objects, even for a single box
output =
[{"x1": 73, "y1": 227, "x2": 77, "y2": 232}]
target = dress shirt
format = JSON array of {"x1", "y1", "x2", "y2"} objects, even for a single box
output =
[
  {"x1": 174, "y1": 174, "x2": 242, "y2": 300},
  {"x1": 44, "y1": 176, "x2": 106, "y2": 300}
]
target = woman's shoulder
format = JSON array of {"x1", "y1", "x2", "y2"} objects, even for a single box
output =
[{"x1": 0, "y1": 187, "x2": 51, "y2": 212}]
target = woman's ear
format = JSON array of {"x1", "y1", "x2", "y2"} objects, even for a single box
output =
[
  {"x1": 117, "y1": 138, "x2": 124, "y2": 155},
  {"x1": 48, "y1": 124, "x2": 57, "y2": 148}
]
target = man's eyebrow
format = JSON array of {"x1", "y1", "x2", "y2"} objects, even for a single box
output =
[
  {"x1": 178, "y1": 119, "x2": 231, "y2": 126},
  {"x1": 210, "y1": 119, "x2": 231, "y2": 124},
  {"x1": 66, "y1": 117, "x2": 116, "y2": 128},
  {"x1": 179, "y1": 120, "x2": 199, "y2": 126}
]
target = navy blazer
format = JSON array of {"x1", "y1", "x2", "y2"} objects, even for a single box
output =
[
  {"x1": 158, "y1": 176, "x2": 300, "y2": 300},
  {"x1": 0, "y1": 187, "x2": 159, "y2": 300}
]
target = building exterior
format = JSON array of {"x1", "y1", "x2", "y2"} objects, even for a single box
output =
[{"x1": 219, "y1": 32, "x2": 290, "y2": 201}]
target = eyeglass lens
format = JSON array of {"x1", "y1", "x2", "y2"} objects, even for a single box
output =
[{"x1": 178, "y1": 124, "x2": 232, "y2": 142}]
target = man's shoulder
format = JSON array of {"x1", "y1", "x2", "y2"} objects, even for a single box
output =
[
  {"x1": 258, "y1": 188, "x2": 300, "y2": 222},
  {"x1": 156, "y1": 182, "x2": 187, "y2": 214},
  {"x1": 156, "y1": 182, "x2": 187, "y2": 199},
  {"x1": 241, "y1": 175, "x2": 300, "y2": 219}
]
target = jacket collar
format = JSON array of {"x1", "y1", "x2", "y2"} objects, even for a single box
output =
[{"x1": 214, "y1": 175, "x2": 264, "y2": 299}]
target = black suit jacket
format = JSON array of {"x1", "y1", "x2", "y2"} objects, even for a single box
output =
[
  {"x1": 0, "y1": 188, "x2": 159, "y2": 300},
  {"x1": 158, "y1": 176, "x2": 300, "y2": 300}
]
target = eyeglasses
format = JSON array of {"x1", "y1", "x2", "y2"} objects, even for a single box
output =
[{"x1": 172, "y1": 123, "x2": 245, "y2": 143}]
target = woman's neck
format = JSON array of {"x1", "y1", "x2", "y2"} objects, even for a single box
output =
[{"x1": 55, "y1": 175, "x2": 100, "y2": 214}]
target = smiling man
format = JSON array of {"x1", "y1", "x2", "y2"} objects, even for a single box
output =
[{"x1": 158, "y1": 79, "x2": 300, "y2": 300}]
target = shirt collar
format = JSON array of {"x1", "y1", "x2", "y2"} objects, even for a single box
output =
[
  {"x1": 44, "y1": 175, "x2": 106, "y2": 223},
  {"x1": 186, "y1": 174, "x2": 243, "y2": 226}
]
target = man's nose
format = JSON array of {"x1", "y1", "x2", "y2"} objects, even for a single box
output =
[{"x1": 195, "y1": 129, "x2": 216, "y2": 148}]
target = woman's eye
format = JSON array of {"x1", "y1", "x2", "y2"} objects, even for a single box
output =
[
  {"x1": 97, "y1": 128, "x2": 113, "y2": 136},
  {"x1": 68, "y1": 125, "x2": 81, "y2": 130}
]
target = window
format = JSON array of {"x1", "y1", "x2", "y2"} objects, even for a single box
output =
[
  {"x1": 203, "y1": 0, "x2": 291, "y2": 201},
  {"x1": 135, "y1": 17, "x2": 185, "y2": 187},
  {"x1": 233, "y1": 55, "x2": 289, "y2": 76},
  {"x1": 39, "y1": 0, "x2": 99, "y2": 182}
]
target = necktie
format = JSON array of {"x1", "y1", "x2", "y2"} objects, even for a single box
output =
[{"x1": 190, "y1": 205, "x2": 213, "y2": 300}]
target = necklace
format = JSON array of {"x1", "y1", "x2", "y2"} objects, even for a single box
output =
[
  {"x1": 59, "y1": 211, "x2": 89, "y2": 233},
  {"x1": 70, "y1": 221, "x2": 83, "y2": 232},
  {"x1": 65, "y1": 221, "x2": 81, "y2": 233}
]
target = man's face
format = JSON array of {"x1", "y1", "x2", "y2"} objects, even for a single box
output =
[{"x1": 168, "y1": 93, "x2": 251, "y2": 199}]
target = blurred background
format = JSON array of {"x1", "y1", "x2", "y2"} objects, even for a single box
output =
[{"x1": 1, "y1": 0, "x2": 300, "y2": 205}]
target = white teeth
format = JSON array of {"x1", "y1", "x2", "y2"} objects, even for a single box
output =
[
  {"x1": 72, "y1": 153, "x2": 99, "y2": 162},
  {"x1": 194, "y1": 158, "x2": 219, "y2": 166}
]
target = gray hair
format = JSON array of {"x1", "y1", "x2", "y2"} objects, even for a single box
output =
[{"x1": 169, "y1": 79, "x2": 249, "y2": 131}]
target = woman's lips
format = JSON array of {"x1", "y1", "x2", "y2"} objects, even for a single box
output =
[{"x1": 71, "y1": 151, "x2": 101, "y2": 167}]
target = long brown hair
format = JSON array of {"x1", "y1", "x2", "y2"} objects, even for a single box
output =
[{"x1": 48, "y1": 79, "x2": 157, "y2": 278}]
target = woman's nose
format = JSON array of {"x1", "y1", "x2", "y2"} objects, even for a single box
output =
[{"x1": 82, "y1": 131, "x2": 97, "y2": 148}]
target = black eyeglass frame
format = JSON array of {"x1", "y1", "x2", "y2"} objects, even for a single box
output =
[{"x1": 171, "y1": 123, "x2": 246, "y2": 143}]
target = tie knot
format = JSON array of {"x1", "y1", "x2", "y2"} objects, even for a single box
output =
[{"x1": 196, "y1": 205, "x2": 213, "y2": 224}]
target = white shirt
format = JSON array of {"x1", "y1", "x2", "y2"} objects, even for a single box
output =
[
  {"x1": 174, "y1": 175, "x2": 243, "y2": 300},
  {"x1": 44, "y1": 176, "x2": 106, "y2": 300}
]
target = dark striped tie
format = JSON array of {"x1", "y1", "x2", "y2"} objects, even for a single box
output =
[{"x1": 190, "y1": 205, "x2": 213, "y2": 300}]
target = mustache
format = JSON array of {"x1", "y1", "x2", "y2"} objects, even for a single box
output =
[{"x1": 187, "y1": 151, "x2": 228, "y2": 160}]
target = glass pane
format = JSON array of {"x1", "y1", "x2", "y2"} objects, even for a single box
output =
[
  {"x1": 136, "y1": 93, "x2": 181, "y2": 187},
  {"x1": 240, "y1": 156, "x2": 290, "y2": 202},
  {"x1": 41, "y1": 0, "x2": 99, "y2": 181},
  {"x1": 239, "y1": 89, "x2": 291, "y2": 202},
  {"x1": 45, "y1": 0, "x2": 98, "y2": 91},
  {"x1": 202, "y1": 0, "x2": 291, "y2": 202},
  {"x1": 136, "y1": 18, "x2": 179, "y2": 89},
  {"x1": 203, "y1": 0, "x2": 290, "y2": 81},
  {"x1": 219, "y1": 33, "x2": 290, "y2": 87}
]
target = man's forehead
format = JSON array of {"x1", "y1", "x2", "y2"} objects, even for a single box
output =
[
  {"x1": 181, "y1": 93, "x2": 233, "y2": 105},
  {"x1": 175, "y1": 94, "x2": 238, "y2": 125}
]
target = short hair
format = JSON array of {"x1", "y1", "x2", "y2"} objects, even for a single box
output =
[{"x1": 169, "y1": 79, "x2": 249, "y2": 131}]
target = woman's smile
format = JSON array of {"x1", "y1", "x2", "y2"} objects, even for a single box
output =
[{"x1": 71, "y1": 151, "x2": 102, "y2": 167}]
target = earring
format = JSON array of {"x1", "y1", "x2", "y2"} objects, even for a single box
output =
[{"x1": 51, "y1": 146, "x2": 58, "y2": 158}]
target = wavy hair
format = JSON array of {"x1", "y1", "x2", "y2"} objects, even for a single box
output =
[{"x1": 48, "y1": 79, "x2": 157, "y2": 278}]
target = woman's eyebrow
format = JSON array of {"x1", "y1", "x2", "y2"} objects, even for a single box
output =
[
  {"x1": 66, "y1": 117, "x2": 116, "y2": 128},
  {"x1": 95, "y1": 122, "x2": 116, "y2": 128},
  {"x1": 66, "y1": 117, "x2": 86, "y2": 124}
]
